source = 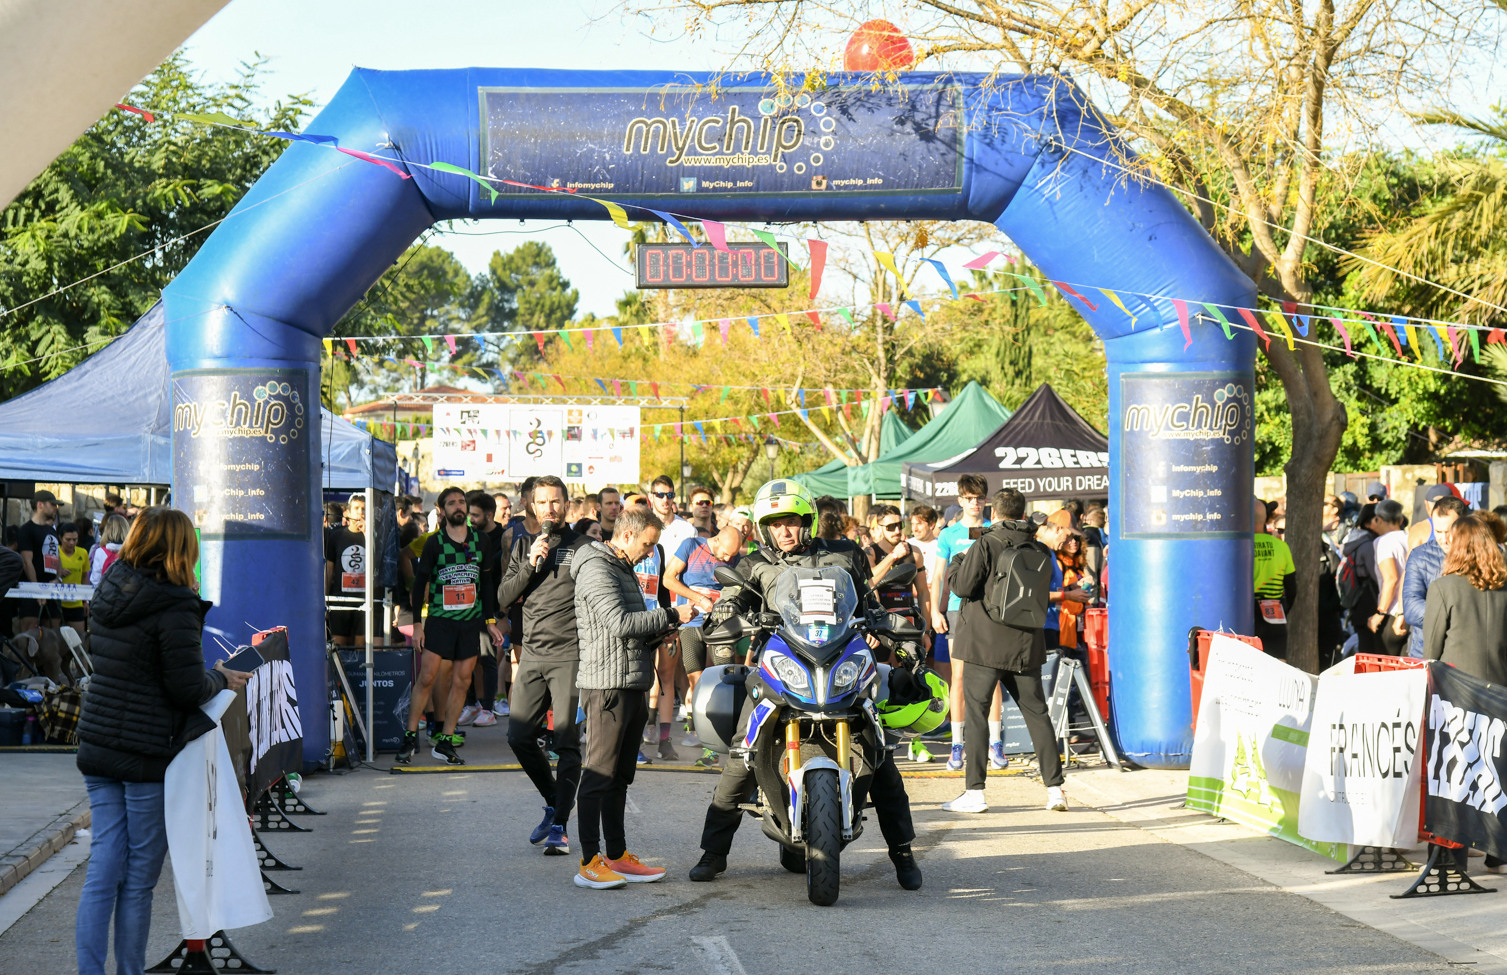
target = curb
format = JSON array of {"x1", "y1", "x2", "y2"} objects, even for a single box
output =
[{"x1": 0, "y1": 799, "x2": 90, "y2": 898}]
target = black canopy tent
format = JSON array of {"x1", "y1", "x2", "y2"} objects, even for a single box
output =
[{"x1": 902, "y1": 383, "x2": 1109, "y2": 504}]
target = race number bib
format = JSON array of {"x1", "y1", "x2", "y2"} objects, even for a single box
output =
[
  {"x1": 692, "y1": 586, "x2": 721, "y2": 604},
  {"x1": 443, "y1": 584, "x2": 477, "y2": 611},
  {"x1": 1259, "y1": 599, "x2": 1287, "y2": 625},
  {"x1": 637, "y1": 573, "x2": 660, "y2": 597},
  {"x1": 798, "y1": 580, "x2": 838, "y2": 624},
  {"x1": 42, "y1": 536, "x2": 60, "y2": 575},
  {"x1": 340, "y1": 544, "x2": 365, "y2": 593}
]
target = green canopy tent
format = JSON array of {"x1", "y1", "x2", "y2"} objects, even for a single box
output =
[
  {"x1": 792, "y1": 410, "x2": 917, "y2": 498},
  {"x1": 848, "y1": 381, "x2": 1012, "y2": 499}
]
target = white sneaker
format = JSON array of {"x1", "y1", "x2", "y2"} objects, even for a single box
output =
[
  {"x1": 941, "y1": 790, "x2": 988, "y2": 813},
  {"x1": 471, "y1": 709, "x2": 497, "y2": 727},
  {"x1": 1046, "y1": 787, "x2": 1068, "y2": 812},
  {"x1": 493, "y1": 699, "x2": 510, "y2": 717},
  {"x1": 456, "y1": 704, "x2": 480, "y2": 727}
]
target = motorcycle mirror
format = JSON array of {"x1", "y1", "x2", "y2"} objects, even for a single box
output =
[
  {"x1": 877, "y1": 560, "x2": 918, "y2": 590},
  {"x1": 713, "y1": 565, "x2": 747, "y2": 589}
]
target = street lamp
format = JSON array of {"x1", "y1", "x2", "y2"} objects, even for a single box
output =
[
  {"x1": 682, "y1": 460, "x2": 693, "y2": 483},
  {"x1": 764, "y1": 435, "x2": 779, "y2": 484}
]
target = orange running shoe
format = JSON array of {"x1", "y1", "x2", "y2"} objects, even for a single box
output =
[
  {"x1": 574, "y1": 855, "x2": 627, "y2": 890},
  {"x1": 604, "y1": 853, "x2": 666, "y2": 884}
]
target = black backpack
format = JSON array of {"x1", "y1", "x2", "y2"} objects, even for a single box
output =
[
  {"x1": 1334, "y1": 530, "x2": 1375, "y2": 609},
  {"x1": 970, "y1": 527, "x2": 1053, "y2": 630}
]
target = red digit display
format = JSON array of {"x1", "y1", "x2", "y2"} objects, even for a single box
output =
[{"x1": 636, "y1": 243, "x2": 790, "y2": 289}]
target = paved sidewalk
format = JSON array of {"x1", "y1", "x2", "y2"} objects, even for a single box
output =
[
  {"x1": 1069, "y1": 766, "x2": 1507, "y2": 975},
  {"x1": 0, "y1": 753, "x2": 88, "y2": 897}
]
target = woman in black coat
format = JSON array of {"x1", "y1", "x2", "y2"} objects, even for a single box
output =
[{"x1": 74, "y1": 507, "x2": 250, "y2": 975}]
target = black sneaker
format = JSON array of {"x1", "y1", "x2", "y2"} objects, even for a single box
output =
[
  {"x1": 689, "y1": 851, "x2": 727, "y2": 882},
  {"x1": 890, "y1": 846, "x2": 922, "y2": 890},
  {"x1": 657, "y1": 739, "x2": 680, "y2": 762},
  {"x1": 432, "y1": 734, "x2": 464, "y2": 766},
  {"x1": 396, "y1": 730, "x2": 418, "y2": 765}
]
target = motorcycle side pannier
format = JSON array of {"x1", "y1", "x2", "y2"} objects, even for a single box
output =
[{"x1": 692, "y1": 665, "x2": 750, "y2": 754}]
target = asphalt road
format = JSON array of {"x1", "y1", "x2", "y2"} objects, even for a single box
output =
[{"x1": 0, "y1": 744, "x2": 1463, "y2": 975}]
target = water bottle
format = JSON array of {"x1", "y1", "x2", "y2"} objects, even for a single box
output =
[{"x1": 21, "y1": 715, "x2": 36, "y2": 745}]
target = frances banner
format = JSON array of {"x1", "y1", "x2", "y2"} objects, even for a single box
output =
[
  {"x1": 1187, "y1": 635, "x2": 1345, "y2": 861},
  {"x1": 1297, "y1": 667, "x2": 1426, "y2": 848}
]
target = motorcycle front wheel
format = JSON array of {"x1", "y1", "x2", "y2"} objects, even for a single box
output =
[{"x1": 803, "y1": 768, "x2": 842, "y2": 906}]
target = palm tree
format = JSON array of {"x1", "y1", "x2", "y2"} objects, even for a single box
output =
[{"x1": 1351, "y1": 108, "x2": 1507, "y2": 327}]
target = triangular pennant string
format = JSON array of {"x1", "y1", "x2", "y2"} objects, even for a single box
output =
[
  {"x1": 1265, "y1": 310, "x2": 1296, "y2": 351},
  {"x1": 532, "y1": 332, "x2": 547, "y2": 355},
  {"x1": 921, "y1": 258, "x2": 959, "y2": 299},
  {"x1": 807, "y1": 240, "x2": 827, "y2": 300},
  {"x1": 429, "y1": 161, "x2": 501, "y2": 203},
  {"x1": 585, "y1": 197, "x2": 631, "y2": 229},
  {"x1": 1202, "y1": 303, "x2": 1233, "y2": 340},
  {"x1": 747, "y1": 317, "x2": 760, "y2": 338},
  {"x1": 444, "y1": 335, "x2": 458, "y2": 356},
  {"x1": 719, "y1": 319, "x2": 731, "y2": 345},
  {"x1": 557, "y1": 330, "x2": 573, "y2": 351},
  {"x1": 873, "y1": 252, "x2": 907, "y2": 295},
  {"x1": 1101, "y1": 290, "x2": 1139, "y2": 329},
  {"x1": 963, "y1": 251, "x2": 999, "y2": 270},
  {"x1": 1236, "y1": 308, "x2": 1270, "y2": 349},
  {"x1": 611, "y1": 326, "x2": 624, "y2": 347},
  {"x1": 1171, "y1": 298, "x2": 1193, "y2": 350},
  {"x1": 115, "y1": 103, "x2": 156, "y2": 123},
  {"x1": 336, "y1": 147, "x2": 411, "y2": 179},
  {"x1": 345, "y1": 338, "x2": 359, "y2": 357},
  {"x1": 751, "y1": 229, "x2": 799, "y2": 269},
  {"x1": 904, "y1": 300, "x2": 924, "y2": 318},
  {"x1": 1053, "y1": 281, "x2": 1099, "y2": 312},
  {"x1": 1008, "y1": 273, "x2": 1047, "y2": 306},
  {"x1": 647, "y1": 209, "x2": 698, "y2": 245},
  {"x1": 703, "y1": 220, "x2": 730, "y2": 252},
  {"x1": 1328, "y1": 317, "x2": 1355, "y2": 357}
]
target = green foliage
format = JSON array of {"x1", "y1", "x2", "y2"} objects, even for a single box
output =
[
  {"x1": 0, "y1": 53, "x2": 312, "y2": 397},
  {"x1": 474, "y1": 241, "x2": 579, "y2": 364}
]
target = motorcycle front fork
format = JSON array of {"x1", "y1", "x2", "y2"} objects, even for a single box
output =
[{"x1": 784, "y1": 718, "x2": 853, "y2": 777}]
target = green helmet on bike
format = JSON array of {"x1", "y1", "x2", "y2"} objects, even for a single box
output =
[
  {"x1": 751, "y1": 478, "x2": 817, "y2": 548},
  {"x1": 874, "y1": 666, "x2": 949, "y2": 738}
]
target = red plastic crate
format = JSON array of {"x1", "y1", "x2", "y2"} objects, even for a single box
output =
[
  {"x1": 1085, "y1": 643, "x2": 1111, "y2": 722},
  {"x1": 1188, "y1": 629, "x2": 1264, "y2": 732},
  {"x1": 1350, "y1": 653, "x2": 1427, "y2": 675},
  {"x1": 1084, "y1": 608, "x2": 1108, "y2": 651}
]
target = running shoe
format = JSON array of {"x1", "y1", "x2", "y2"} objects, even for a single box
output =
[
  {"x1": 493, "y1": 698, "x2": 510, "y2": 717},
  {"x1": 694, "y1": 748, "x2": 720, "y2": 769},
  {"x1": 1046, "y1": 786, "x2": 1068, "y2": 812},
  {"x1": 529, "y1": 806, "x2": 556, "y2": 845},
  {"x1": 471, "y1": 709, "x2": 497, "y2": 728},
  {"x1": 543, "y1": 825, "x2": 570, "y2": 856},
  {"x1": 657, "y1": 739, "x2": 680, "y2": 762},
  {"x1": 396, "y1": 730, "x2": 418, "y2": 765},
  {"x1": 945, "y1": 743, "x2": 964, "y2": 771},
  {"x1": 431, "y1": 734, "x2": 464, "y2": 766},
  {"x1": 575, "y1": 855, "x2": 627, "y2": 889},
  {"x1": 989, "y1": 742, "x2": 1010, "y2": 770},
  {"x1": 941, "y1": 790, "x2": 988, "y2": 813},
  {"x1": 681, "y1": 729, "x2": 701, "y2": 747},
  {"x1": 637, "y1": 749, "x2": 651, "y2": 766},
  {"x1": 456, "y1": 704, "x2": 480, "y2": 727},
  {"x1": 909, "y1": 741, "x2": 932, "y2": 764},
  {"x1": 604, "y1": 853, "x2": 666, "y2": 883}
]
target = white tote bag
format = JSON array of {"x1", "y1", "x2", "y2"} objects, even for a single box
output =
[{"x1": 165, "y1": 689, "x2": 274, "y2": 937}]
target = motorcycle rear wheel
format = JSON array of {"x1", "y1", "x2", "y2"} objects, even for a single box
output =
[{"x1": 803, "y1": 768, "x2": 842, "y2": 906}]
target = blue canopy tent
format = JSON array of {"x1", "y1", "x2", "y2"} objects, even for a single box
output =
[{"x1": 0, "y1": 302, "x2": 397, "y2": 490}]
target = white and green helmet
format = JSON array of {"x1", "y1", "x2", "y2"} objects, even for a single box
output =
[{"x1": 751, "y1": 479, "x2": 817, "y2": 548}]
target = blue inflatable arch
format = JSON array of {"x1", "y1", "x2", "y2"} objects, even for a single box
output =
[{"x1": 163, "y1": 69, "x2": 1255, "y2": 769}]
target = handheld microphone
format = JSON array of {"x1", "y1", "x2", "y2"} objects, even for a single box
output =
[{"x1": 533, "y1": 520, "x2": 558, "y2": 566}]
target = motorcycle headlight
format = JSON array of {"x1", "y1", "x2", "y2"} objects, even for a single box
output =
[
  {"x1": 767, "y1": 652, "x2": 811, "y2": 693},
  {"x1": 831, "y1": 657, "x2": 864, "y2": 692}
]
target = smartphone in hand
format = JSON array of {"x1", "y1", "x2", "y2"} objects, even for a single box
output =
[{"x1": 221, "y1": 644, "x2": 266, "y2": 672}]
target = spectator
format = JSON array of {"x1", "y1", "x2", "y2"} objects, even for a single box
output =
[
  {"x1": 1062, "y1": 499, "x2": 1084, "y2": 528},
  {"x1": 646, "y1": 476, "x2": 696, "y2": 758},
  {"x1": 687, "y1": 485, "x2": 717, "y2": 537},
  {"x1": 570, "y1": 506, "x2": 689, "y2": 888},
  {"x1": 322, "y1": 501, "x2": 345, "y2": 532},
  {"x1": 324, "y1": 493, "x2": 367, "y2": 649},
  {"x1": 725, "y1": 506, "x2": 755, "y2": 553},
  {"x1": 581, "y1": 493, "x2": 602, "y2": 522},
  {"x1": 458, "y1": 491, "x2": 506, "y2": 728},
  {"x1": 101, "y1": 492, "x2": 122, "y2": 517},
  {"x1": 515, "y1": 477, "x2": 541, "y2": 535},
  {"x1": 1081, "y1": 503, "x2": 1107, "y2": 581},
  {"x1": 493, "y1": 492, "x2": 512, "y2": 527},
  {"x1": 598, "y1": 487, "x2": 623, "y2": 536},
  {"x1": 868, "y1": 504, "x2": 934, "y2": 763},
  {"x1": 74, "y1": 507, "x2": 251, "y2": 975},
  {"x1": 90, "y1": 515, "x2": 129, "y2": 587},
  {"x1": 1317, "y1": 495, "x2": 1348, "y2": 666},
  {"x1": 930, "y1": 474, "x2": 1002, "y2": 773},
  {"x1": 1251, "y1": 498, "x2": 1295, "y2": 660},
  {"x1": 1367, "y1": 499, "x2": 1410, "y2": 656},
  {"x1": 943, "y1": 488, "x2": 1067, "y2": 814},
  {"x1": 19, "y1": 489, "x2": 63, "y2": 631},
  {"x1": 566, "y1": 497, "x2": 585, "y2": 523},
  {"x1": 1402, "y1": 495, "x2": 1468, "y2": 660},
  {"x1": 75, "y1": 516, "x2": 96, "y2": 558},
  {"x1": 1343, "y1": 503, "x2": 1381, "y2": 654},
  {"x1": 842, "y1": 515, "x2": 865, "y2": 545},
  {"x1": 1366, "y1": 480, "x2": 1388, "y2": 502},
  {"x1": 813, "y1": 495, "x2": 845, "y2": 541},
  {"x1": 574, "y1": 518, "x2": 603, "y2": 541},
  {"x1": 1050, "y1": 518, "x2": 1094, "y2": 652},
  {"x1": 57, "y1": 525, "x2": 90, "y2": 643},
  {"x1": 662, "y1": 525, "x2": 743, "y2": 768},
  {"x1": 5, "y1": 524, "x2": 19, "y2": 552}
]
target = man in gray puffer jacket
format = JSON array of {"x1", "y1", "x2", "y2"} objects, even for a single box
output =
[{"x1": 569, "y1": 506, "x2": 695, "y2": 889}]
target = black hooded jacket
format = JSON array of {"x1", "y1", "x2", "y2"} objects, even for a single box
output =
[
  {"x1": 75, "y1": 561, "x2": 226, "y2": 782},
  {"x1": 948, "y1": 521, "x2": 1049, "y2": 672}
]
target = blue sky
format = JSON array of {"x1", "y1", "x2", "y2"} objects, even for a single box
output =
[{"x1": 180, "y1": 0, "x2": 744, "y2": 318}]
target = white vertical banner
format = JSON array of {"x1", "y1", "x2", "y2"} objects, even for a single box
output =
[
  {"x1": 165, "y1": 690, "x2": 273, "y2": 938},
  {"x1": 1298, "y1": 668, "x2": 1426, "y2": 848},
  {"x1": 432, "y1": 403, "x2": 639, "y2": 483}
]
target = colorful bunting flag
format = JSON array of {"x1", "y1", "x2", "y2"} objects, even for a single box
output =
[
  {"x1": 1236, "y1": 308, "x2": 1270, "y2": 349},
  {"x1": 430, "y1": 161, "x2": 500, "y2": 203},
  {"x1": 704, "y1": 220, "x2": 730, "y2": 252},
  {"x1": 648, "y1": 209, "x2": 698, "y2": 245},
  {"x1": 807, "y1": 240, "x2": 827, "y2": 300},
  {"x1": 263, "y1": 130, "x2": 339, "y2": 146},
  {"x1": 586, "y1": 197, "x2": 631, "y2": 229},
  {"x1": 444, "y1": 335, "x2": 458, "y2": 356},
  {"x1": 747, "y1": 317, "x2": 760, "y2": 338},
  {"x1": 751, "y1": 229, "x2": 799, "y2": 269},
  {"x1": 584, "y1": 328, "x2": 594, "y2": 351},
  {"x1": 532, "y1": 332, "x2": 547, "y2": 355},
  {"x1": 876, "y1": 302, "x2": 896, "y2": 321},
  {"x1": 1328, "y1": 317, "x2": 1355, "y2": 357},
  {"x1": 1009, "y1": 273, "x2": 1047, "y2": 307},
  {"x1": 611, "y1": 325, "x2": 623, "y2": 347},
  {"x1": 177, "y1": 110, "x2": 254, "y2": 128},
  {"x1": 345, "y1": 338, "x2": 358, "y2": 357},
  {"x1": 873, "y1": 252, "x2": 906, "y2": 295},
  {"x1": 114, "y1": 103, "x2": 156, "y2": 123},
  {"x1": 806, "y1": 310, "x2": 822, "y2": 330},
  {"x1": 963, "y1": 251, "x2": 999, "y2": 270},
  {"x1": 1202, "y1": 303, "x2": 1233, "y2": 340},
  {"x1": 1171, "y1": 299, "x2": 1192, "y2": 350},
  {"x1": 718, "y1": 319, "x2": 731, "y2": 345},
  {"x1": 904, "y1": 299, "x2": 923, "y2": 318},
  {"x1": 336, "y1": 147, "x2": 411, "y2": 179},
  {"x1": 921, "y1": 258, "x2": 958, "y2": 299},
  {"x1": 1265, "y1": 310, "x2": 1296, "y2": 351},
  {"x1": 1054, "y1": 281, "x2": 1099, "y2": 312}
]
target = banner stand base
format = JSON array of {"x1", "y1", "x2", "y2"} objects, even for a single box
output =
[
  {"x1": 147, "y1": 933, "x2": 276, "y2": 974},
  {"x1": 262, "y1": 870, "x2": 301, "y2": 896},
  {"x1": 1391, "y1": 845, "x2": 1496, "y2": 898},
  {"x1": 254, "y1": 793, "x2": 312, "y2": 833},
  {"x1": 252, "y1": 830, "x2": 302, "y2": 872},
  {"x1": 1327, "y1": 845, "x2": 1417, "y2": 875},
  {"x1": 273, "y1": 778, "x2": 325, "y2": 816}
]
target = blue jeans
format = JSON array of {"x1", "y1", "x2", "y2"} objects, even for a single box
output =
[{"x1": 76, "y1": 776, "x2": 169, "y2": 975}]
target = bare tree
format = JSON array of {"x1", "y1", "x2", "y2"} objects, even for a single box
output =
[{"x1": 643, "y1": 0, "x2": 1504, "y2": 671}]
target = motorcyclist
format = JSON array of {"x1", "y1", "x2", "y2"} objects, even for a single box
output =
[{"x1": 688, "y1": 479, "x2": 924, "y2": 891}]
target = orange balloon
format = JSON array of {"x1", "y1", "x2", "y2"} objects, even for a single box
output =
[{"x1": 844, "y1": 20, "x2": 915, "y2": 72}]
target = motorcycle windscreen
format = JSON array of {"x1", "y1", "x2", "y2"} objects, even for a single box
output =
[{"x1": 767, "y1": 566, "x2": 859, "y2": 665}]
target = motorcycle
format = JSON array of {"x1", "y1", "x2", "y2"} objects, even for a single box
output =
[{"x1": 691, "y1": 561, "x2": 921, "y2": 906}]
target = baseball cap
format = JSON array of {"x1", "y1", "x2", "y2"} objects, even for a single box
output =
[
  {"x1": 1423, "y1": 484, "x2": 1455, "y2": 503},
  {"x1": 1366, "y1": 480, "x2": 1387, "y2": 500},
  {"x1": 1047, "y1": 509, "x2": 1082, "y2": 534},
  {"x1": 32, "y1": 489, "x2": 57, "y2": 505},
  {"x1": 1375, "y1": 499, "x2": 1407, "y2": 527}
]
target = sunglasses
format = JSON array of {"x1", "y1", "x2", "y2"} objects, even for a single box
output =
[
  {"x1": 652, "y1": 491, "x2": 675, "y2": 500},
  {"x1": 879, "y1": 521, "x2": 903, "y2": 530},
  {"x1": 693, "y1": 498, "x2": 711, "y2": 505}
]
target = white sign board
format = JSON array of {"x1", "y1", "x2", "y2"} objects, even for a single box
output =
[
  {"x1": 1298, "y1": 668, "x2": 1426, "y2": 848},
  {"x1": 432, "y1": 404, "x2": 640, "y2": 484},
  {"x1": 1187, "y1": 635, "x2": 1344, "y2": 860}
]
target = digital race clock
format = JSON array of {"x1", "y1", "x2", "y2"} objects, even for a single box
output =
[{"x1": 635, "y1": 242, "x2": 790, "y2": 289}]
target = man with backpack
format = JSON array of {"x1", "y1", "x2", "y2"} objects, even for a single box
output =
[
  {"x1": 939, "y1": 488, "x2": 1065, "y2": 815},
  {"x1": 1336, "y1": 503, "x2": 1380, "y2": 653}
]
